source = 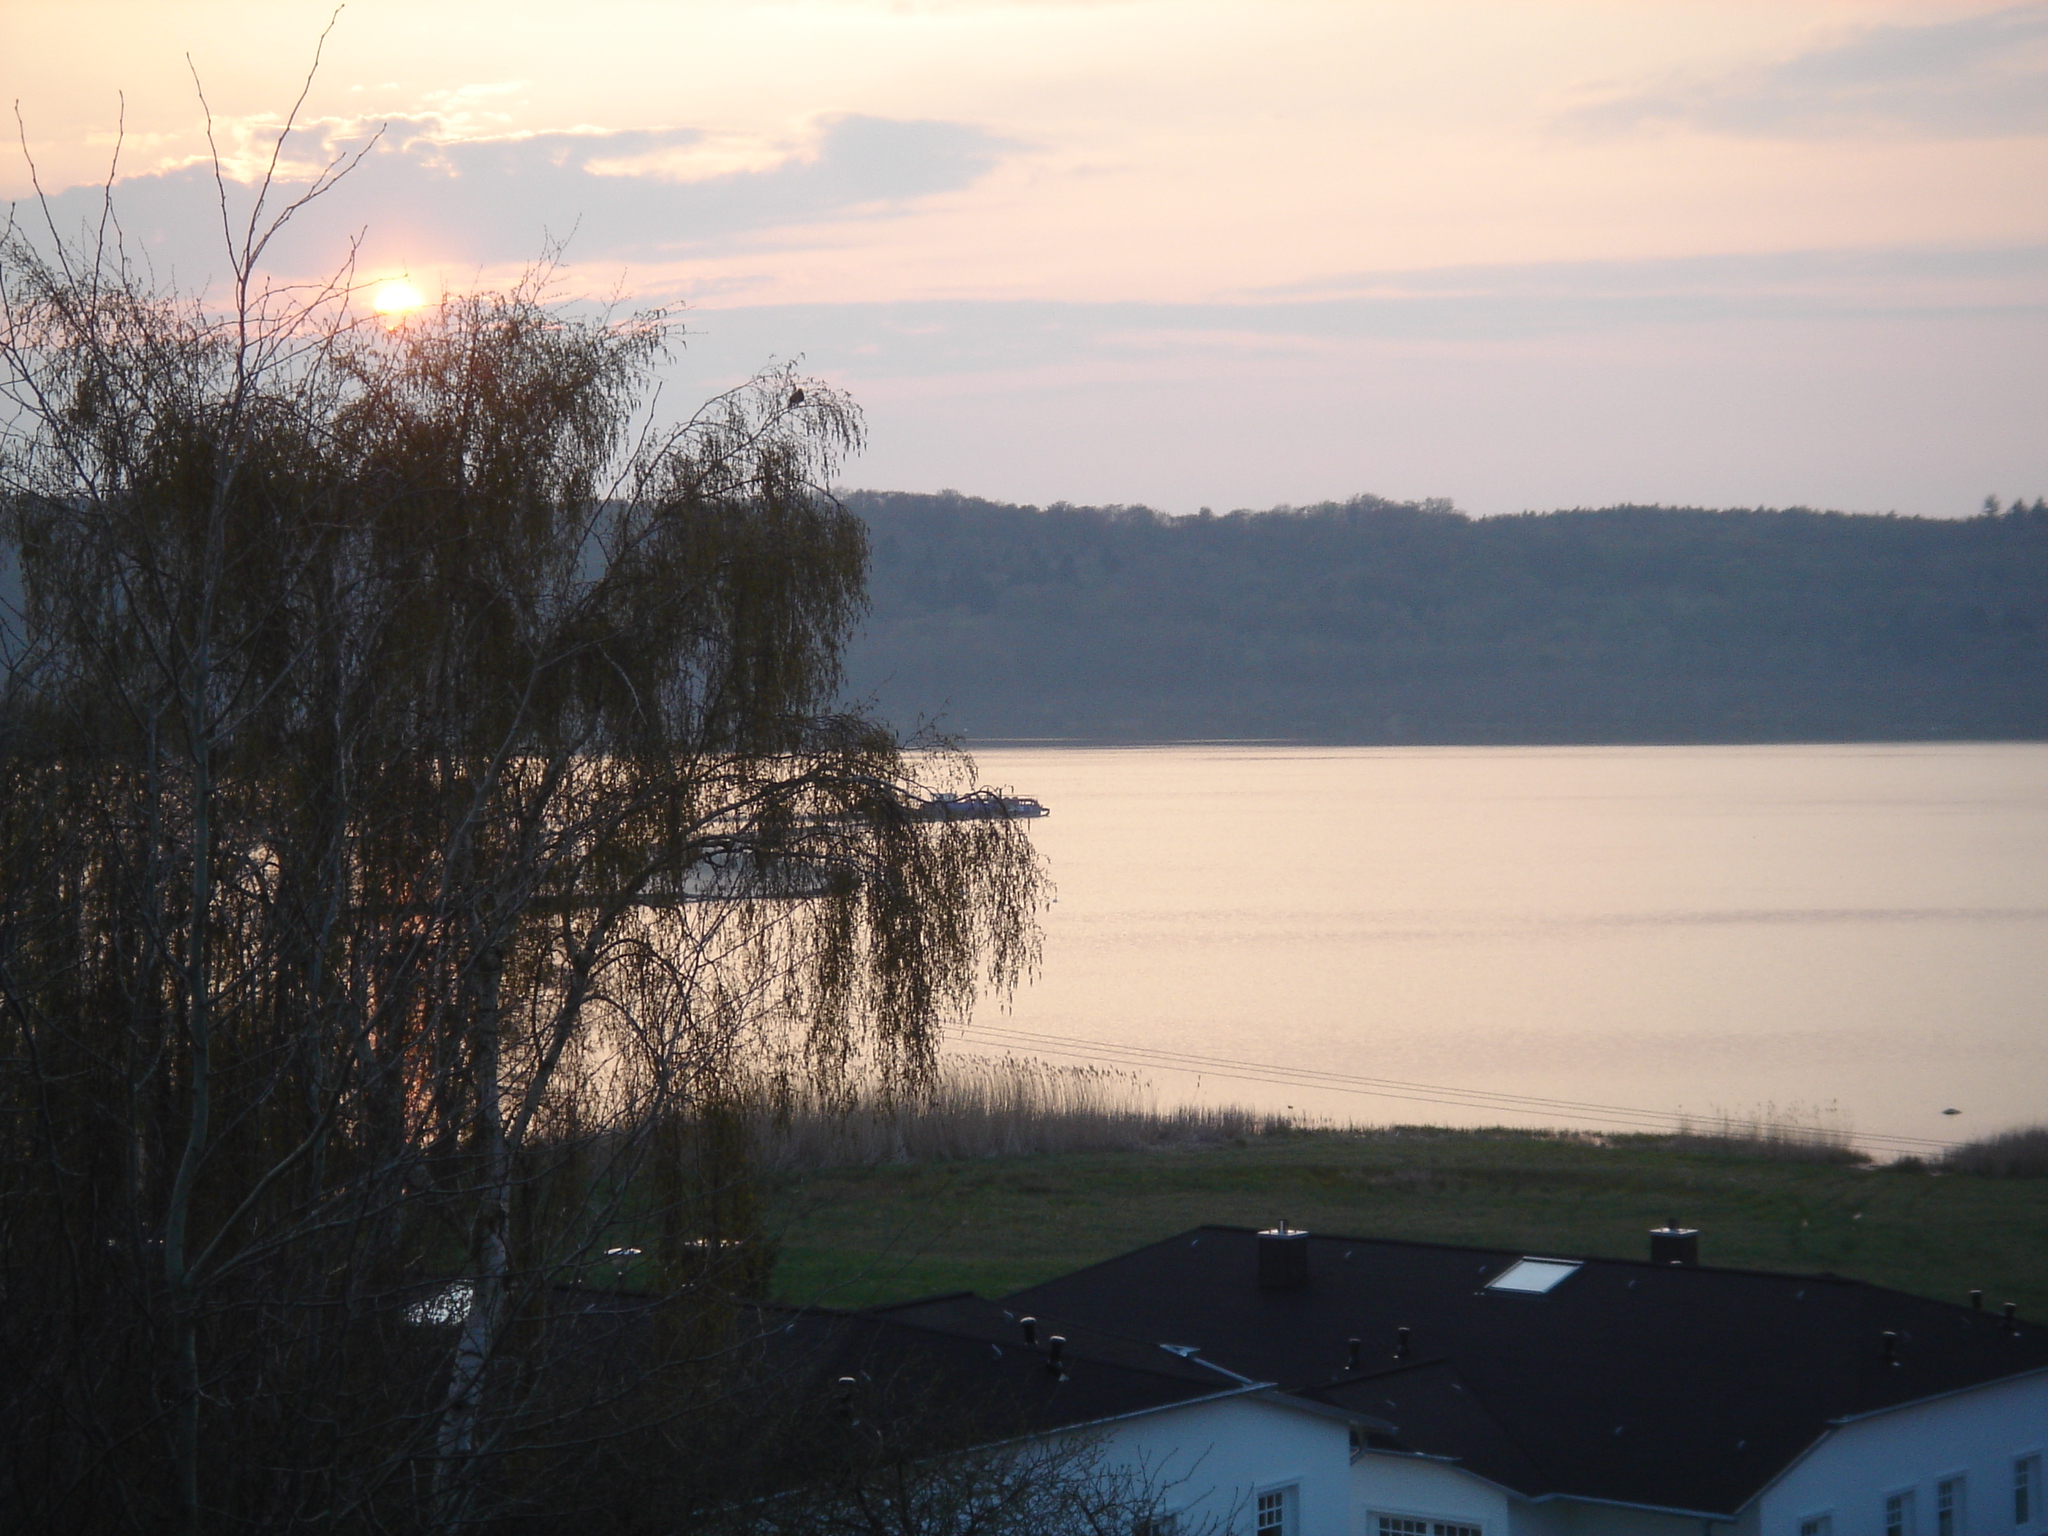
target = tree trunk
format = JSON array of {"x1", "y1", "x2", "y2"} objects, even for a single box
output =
[
  {"x1": 164, "y1": 686, "x2": 213, "y2": 1536},
  {"x1": 435, "y1": 941, "x2": 507, "y2": 1529}
]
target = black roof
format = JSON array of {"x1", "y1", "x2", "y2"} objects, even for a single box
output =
[
  {"x1": 947, "y1": 1226, "x2": 2048, "y2": 1517},
  {"x1": 743, "y1": 1292, "x2": 1252, "y2": 1445}
]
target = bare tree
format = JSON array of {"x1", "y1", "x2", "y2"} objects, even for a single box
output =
[
  {"x1": 731, "y1": 1432, "x2": 1225, "y2": 1536},
  {"x1": 0, "y1": 118, "x2": 1042, "y2": 1533},
  {"x1": 646, "y1": 1316, "x2": 1229, "y2": 1536}
]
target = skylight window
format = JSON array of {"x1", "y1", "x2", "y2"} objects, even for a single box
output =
[{"x1": 1485, "y1": 1258, "x2": 1582, "y2": 1294}]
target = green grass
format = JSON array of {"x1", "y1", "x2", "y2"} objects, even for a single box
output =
[{"x1": 764, "y1": 1127, "x2": 2048, "y2": 1316}]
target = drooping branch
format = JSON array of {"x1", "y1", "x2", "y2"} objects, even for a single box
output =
[{"x1": 0, "y1": 195, "x2": 1044, "y2": 1534}]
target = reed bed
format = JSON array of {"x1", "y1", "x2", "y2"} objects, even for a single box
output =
[
  {"x1": 1666, "y1": 1103, "x2": 1867, "y2": 1164},
  {"x1": 742, "y1": 1056, "x2": 1276, "y2": 1169},
  {"x1": 730, "y1": 1063, "x2": 1891, "y2": 1171},
  {"x1": 1940, "y1": 1125, "x2": 2048, "y2": 1178}
]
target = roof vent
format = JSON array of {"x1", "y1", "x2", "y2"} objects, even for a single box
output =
[
  {"x1": 1020, "y1": 1315, "x2": 1037, "y2": 1346},
  {"x1": 1257, "y1": 1222, "x2": 1309, "y2": 1291},
  {"x1": 1650, "y1": 1223, "x2": 1700, "y2": 1266}
]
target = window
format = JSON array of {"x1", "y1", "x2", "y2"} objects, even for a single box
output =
[
  {"x1": 1133, "y1": 1517, "x2": 1178, "y2": 1536},
  {"x1": 1257, "y1": 1486, "x2": 1297, "y2": 1535},
  {"x1": 1801, "y1": 1515, "x2": 1835, "y2": 1536},
  {"x1": 1890, "y1": 1491, "x2": 1920, "y2": 1536},
  {"x1": 1376, "y1": 1515, "x2": 1481, "y2": 1536},
  {"x1": 2019, "y1": 1457, "x2": 2042, "y2": 1528},
  {"x1": 1484, "y1": 1258, "x2": 1581, "y2": 1294},
  {"x1": 1940, "y1": 1478, "x2": 1967, "y2": 1536}
]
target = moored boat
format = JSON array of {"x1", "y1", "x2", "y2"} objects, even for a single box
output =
[{"x1": 912, "y1": 790, "x2": 1049, "y2": 821}]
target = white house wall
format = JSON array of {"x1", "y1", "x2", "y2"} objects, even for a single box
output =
[
  {"x1": 1754, "y1": 1371, "x2": 2048, "y2": 1536},
  {"x1": 1349, "y1": 1454, "x2": 1705, "y2": 1536},
  {"x1": 1085, "y1": 1394, "x2": 1355, "y2": 1534},
  {"x1": 1076, "y1": 1366, "x2": 2048, "y2": 1536},
  {"x1": 1351, "y1": 1447, "x2": 1515, "y2": 1536},
  {"x1": 1525, "y1": 1499, "x2": 1724, "y2": 1536}
]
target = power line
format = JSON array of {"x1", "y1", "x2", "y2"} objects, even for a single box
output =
[{"x1": 952, "y1": 1022, "x2": 1962, "y2": 1154}]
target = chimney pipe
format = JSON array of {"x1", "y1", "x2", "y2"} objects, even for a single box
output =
[
  {"x1": 1046, "y1": 1336, "x2": 1067, "y2": 1376},
  {"x1": 1649, "y1": 1223, "x2": 1700, "y2": 1266},
  {"x1": 1346, "y1": 1337, "x2": 1362, "y2": 1371},
  {"x1": 1257, "y1": 1222, "x2": 1310, "y2": 1291},
  {"x1": 1970, "y1": 1290, "x2": 1983, "y2": 1310},
  {"x1": 2005, "y1": 1303, "x2": 2019, "y2": 1335},
  {"x1": 1395, "y1": 1326, "x2": 1412, "y2": 1360},
  {"x1": 1020, "y1": 1316, "x2": 1037, "y2": 1346},
  {"x1": 1882, "y1": 1330, "x2": 1900, "y2": 1364}
]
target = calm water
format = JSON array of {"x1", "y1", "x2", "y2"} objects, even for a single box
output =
[{"x1": 955, "y1": 743, "x2": 2048, "y2": 1150}]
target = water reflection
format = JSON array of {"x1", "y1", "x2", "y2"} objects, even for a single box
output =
[{"x1": 959, "y1": 743, "x2": 2048, "y2": 1146}]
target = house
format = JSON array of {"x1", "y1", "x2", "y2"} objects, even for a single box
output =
[{"x1": 809, "y1": 1223, "x2": 2048, "y2": 1536}]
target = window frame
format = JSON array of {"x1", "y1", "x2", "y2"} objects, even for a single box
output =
[
  {"x1": 1889, "y1": 1487, "x2": 1922, "y2": 1536},
  {"x1": 1369, "y1": 1508, "x2": 1486, "y2": 1536},
  {"x1": 1254, "y1": 1481, "x2": 1300, "y2": 1536},
  {"x1": 1798, "y1": 1511, "x2": 1836, "y2": 1536},
  {"x1": 1937, "y1": 1474, "x2": 1967, "y2": 1536},
  {"x1": 2017, "y1": 1454, "x2": 2044, "y2": 1530}
]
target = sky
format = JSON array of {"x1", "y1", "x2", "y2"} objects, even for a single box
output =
[{"x1": 3, "y1": 0, "x2": 2044, "y2": 516}]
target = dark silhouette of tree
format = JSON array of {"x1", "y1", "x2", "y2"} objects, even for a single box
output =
[{"x1": 0, "y1": 135, "x2": 1041, "y2": 1533}]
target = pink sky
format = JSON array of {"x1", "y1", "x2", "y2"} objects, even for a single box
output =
[{"x1": 5, "y1": 0, "x2": 2044, "y2": 513}]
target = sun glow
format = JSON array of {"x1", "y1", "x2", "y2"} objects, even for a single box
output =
[{"x1": 372, "y1": 279, "x2": 425, "y2": 317}]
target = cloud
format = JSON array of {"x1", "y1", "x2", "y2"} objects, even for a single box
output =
[
  {"x1": 11, "y1": 112, "x2": 1019, "y2": 289},
  {"x1": 1565, "y1": 2, "x2": 2048, "y2": 139},
  {"x1": 661, "y1": 245, "x2": 2048, "y2": 390},
  {"x1": 656, "y1": 257, "x2": 2045, "y2": 523},
  {"x1": 1251, "y1": 245, "x2": 2048, "y2": 307}
]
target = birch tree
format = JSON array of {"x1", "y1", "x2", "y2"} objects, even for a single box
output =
[{"x1": 0, "y1": 187, "x2": 1042, "y2": 1533}]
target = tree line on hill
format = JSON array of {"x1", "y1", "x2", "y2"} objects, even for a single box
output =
[{"x1": 841, "y1": 491, "x2": 2048, "y2": 744}]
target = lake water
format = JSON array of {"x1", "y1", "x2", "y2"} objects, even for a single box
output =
[{"x1": 952, "y1": 743, "x2": 2048, "y2": 1152}]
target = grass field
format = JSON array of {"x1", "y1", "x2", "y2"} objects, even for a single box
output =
[{"x1": 765, "y1": 1127, "x2": 2048, "y2": 1317}]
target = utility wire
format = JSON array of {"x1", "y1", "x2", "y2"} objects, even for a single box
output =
[{"x1": 953, "y1": 1022, "x2": 1962, "y2": 1154}]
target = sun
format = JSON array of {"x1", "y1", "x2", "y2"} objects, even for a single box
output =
[{"x1": 372, "y1": 279, "x2": 425, "y2": 318}]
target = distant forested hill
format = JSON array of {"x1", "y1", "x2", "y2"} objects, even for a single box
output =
[{"x1": 840, "y1": 491, "x2": 2048, "y2": 743}]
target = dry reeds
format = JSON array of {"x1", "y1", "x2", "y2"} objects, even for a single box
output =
[
  {"x1": 741, "y1": 1056, "x2": 1275, "y2": 1168},
  {"x1": 725, "y1": 1068, "x2": 1909, "y2": 1171},
  {"x1": 1940, "y1": 1125, "x2": 2048, "y2": 1178},
  {"x1": 1669, "y1": 1104, "x2": 1867, "y2": 1164}
]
